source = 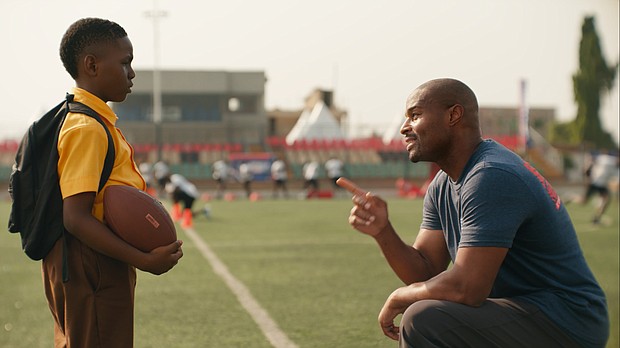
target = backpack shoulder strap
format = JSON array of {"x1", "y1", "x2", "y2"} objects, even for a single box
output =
[
  {"x1": 65, "y1": 94, "x2": 115, "y2": 192},
  {"x1": 59, "y1": 95, "x2": 115, "y2": 283}
]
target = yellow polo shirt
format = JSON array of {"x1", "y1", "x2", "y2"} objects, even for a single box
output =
[{"x1": 57, "y1": 87, "x2": 145, "y2": 221}]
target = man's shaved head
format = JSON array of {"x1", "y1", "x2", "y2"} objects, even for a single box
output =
[
  {"x1": 410, "y1": 78, "x2": 478, "y2": 117},
  {"x1": 405, "y1": 78, "x2": 480, "y2": 132}
]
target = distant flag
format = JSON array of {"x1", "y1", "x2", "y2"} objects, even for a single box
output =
[{"x1": 518, "y1": 79, "x2": 530, "y2": 153}]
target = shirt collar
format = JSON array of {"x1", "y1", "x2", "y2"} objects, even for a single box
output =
[{"x1": 71, "y1": 87, "x2": 119, "y2": 125}]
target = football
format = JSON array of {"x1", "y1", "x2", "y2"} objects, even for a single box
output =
[{"x1": 104, "y1": 185, "x2": 177, "y2": 252}]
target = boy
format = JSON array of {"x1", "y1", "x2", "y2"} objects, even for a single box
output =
[
  {"x1": 270, "y1": 156, "x2": 289, "y2": 199},
  {"x1": 164, "y1": 173, "x2": 200, "y2": 228},
  {"x1": 43, "y1": 18, "x2": 183, "y2": 347}
]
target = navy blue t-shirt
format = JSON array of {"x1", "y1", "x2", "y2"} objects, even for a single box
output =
[{"x1": 421, "y1": 139, "x2": 608, "y2": 348}]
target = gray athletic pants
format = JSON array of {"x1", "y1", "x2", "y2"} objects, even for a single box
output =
[{"x1": 399, "y1": 298, "x2": 580, "y2": 348}]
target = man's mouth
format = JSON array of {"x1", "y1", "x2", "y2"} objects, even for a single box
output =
[{"x1": 404, "y1": 136, "x2": 416, "y2": 151}]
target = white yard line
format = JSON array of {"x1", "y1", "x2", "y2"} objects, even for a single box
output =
[{"x1": 183, "y1": 227, "x2": 298, "y2": 348}]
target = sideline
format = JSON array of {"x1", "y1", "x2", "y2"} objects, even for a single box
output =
[{"x1": 183, "y1": 227, "x2": 298, "y2": 348}]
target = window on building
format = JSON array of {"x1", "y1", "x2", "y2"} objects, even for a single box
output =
[
  {"x1": 113, "y1": 94, "x2": 151, "y2": 121},
  {"x1": 227, "y1": 95, "x2": 258, "y2": 114},
  {"x1": 165, "y1": 94, "x2": 221, "y2": 122},
  {"x1": 116, "y1": 93, "x2": 265, "y2": 122}
]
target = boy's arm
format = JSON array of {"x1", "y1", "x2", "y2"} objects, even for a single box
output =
[{"x1": 63, "y1": 192, "x2": 183, "y2": 275}]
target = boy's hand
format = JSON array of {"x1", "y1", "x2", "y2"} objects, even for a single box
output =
[
  {"x1": 337, "y1": 177, "x2": 390, "y2": 238},
  {"x1": 140, "y1": 240, "x2": 184, "y2": 275}
]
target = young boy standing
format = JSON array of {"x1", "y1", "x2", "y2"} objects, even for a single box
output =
[{"x1": 43, "y1": 18, "x2": 183, "y2": 347}]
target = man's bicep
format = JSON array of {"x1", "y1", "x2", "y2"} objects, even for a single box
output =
[
  {"x1": 413, "y1": 229, "x2": 451, "y2": 277},
  {"x1": 452, "y1": 246, "x2": 508, "y2": 303}
]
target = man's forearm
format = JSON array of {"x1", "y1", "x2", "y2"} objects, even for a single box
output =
[{"x1": 374, "y1": 223, "x2": 435, "y2": 285}]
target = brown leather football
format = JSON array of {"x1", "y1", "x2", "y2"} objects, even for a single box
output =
[{"x1": 104, "y1": 185, "x2": 177, "y2": 252}]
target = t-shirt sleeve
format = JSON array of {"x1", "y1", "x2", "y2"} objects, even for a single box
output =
[
  {"x1": 420, "y1": 174, "x2": 445, "y2": 230},
  {"x1": 420, "y1": 177, "x2": 443, "y2": 231},
  {"x1": 459, "y1": 168, "x2": 532, "y2": 248},
  {"x1": 57, "y1": 117, "x2": 109, "y2": 199}
]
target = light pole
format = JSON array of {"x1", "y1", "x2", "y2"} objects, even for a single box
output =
[
  {"x1": 144, "y1": 0, "x2": 167, "y2": 162},
  {"x1": 518, "y1": 79, "x2": 529, "y2": 158}
]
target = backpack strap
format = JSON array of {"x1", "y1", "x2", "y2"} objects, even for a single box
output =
[
  {"x1": 65, "y1": 94, "x2": 116, "y2": 192},
  {"x1": 59, "y1": 94, "x2": 116, "y2": 282}
]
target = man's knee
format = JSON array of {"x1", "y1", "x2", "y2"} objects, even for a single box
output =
[{"x1": 400, "y1": 300, "x2": 449, "y2": 345}]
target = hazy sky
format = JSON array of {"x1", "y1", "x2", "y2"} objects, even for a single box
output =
[{"x1": 1, "y1": 0, "x2": 618, "y2": 141}]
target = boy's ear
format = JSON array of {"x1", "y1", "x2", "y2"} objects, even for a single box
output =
[{"x1": 82, "y1": 54, "x2": 98, "y2": 77}]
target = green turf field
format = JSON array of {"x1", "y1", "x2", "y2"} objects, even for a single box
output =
[{"x1": 0, "y1": 197, "x2": 617, "y2": 347}]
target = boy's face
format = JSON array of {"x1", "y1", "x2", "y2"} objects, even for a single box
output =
[{"x1": 93, "y1": 36, "x2": 135, "y2": 103}]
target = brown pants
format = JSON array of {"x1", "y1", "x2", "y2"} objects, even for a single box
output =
[
  {"x1": 399, "y1": 298, "x2": 580, "y2": 348},
  {"x1": 42, "y1": 233, "x2": 136, "y2": 348}
]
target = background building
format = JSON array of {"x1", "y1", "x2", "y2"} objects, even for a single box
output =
[
  {"x1": 0, "y1": 70, "x2": 565, "y2": 184},
  {"x1": 113, "y1": 70, "x2": 267, "y2": 156}
]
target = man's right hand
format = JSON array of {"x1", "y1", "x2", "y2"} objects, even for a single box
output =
[{"x1": 337, "y1": 177, "x2": 390, "y2": 238}]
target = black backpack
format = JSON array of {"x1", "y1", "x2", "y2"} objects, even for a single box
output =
[{"x1": 8, "y1": 94, "x2": 115, "y2": 276}]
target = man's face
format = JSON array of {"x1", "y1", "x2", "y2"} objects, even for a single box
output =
[
  {"x1": 94, "y1": 36, "x2": 135, "y2": 103},
  {"x1": 400, "y1": 88, "x2": 451, "y2": 163}
]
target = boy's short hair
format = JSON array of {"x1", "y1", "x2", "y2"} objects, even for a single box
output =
[{"x1": 60, "y1": 18, "x2": 127, "y2": 79}]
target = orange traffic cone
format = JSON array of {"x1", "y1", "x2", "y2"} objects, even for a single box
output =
[
  {"x1": 181, "y1": 208, "x2": 193, "y2": 229},
  {"x1": 171, "y1": 203, "x2": 182, "y2": 222},
  {"x1": 146, "y1": 187, "x2": 157, "y2": 197}
]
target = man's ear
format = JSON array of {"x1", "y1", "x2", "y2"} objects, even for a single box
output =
[
  {"x1": 82, "y1": 54, "x2": 98, "y2": 77},
  {"x1": 448, "y1": 104, "x2": 464, "y2": 126}
]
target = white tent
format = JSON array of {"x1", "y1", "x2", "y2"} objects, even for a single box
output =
[
  {"x1": 382, "y1": 112, "x2": 404, "y2": 145},
  {"x1": 285, "y1": 108, "x2": 311, "y2": 145},
  {"x1": 285, "y1": 100, "x2": 345, "y2": 145}
]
